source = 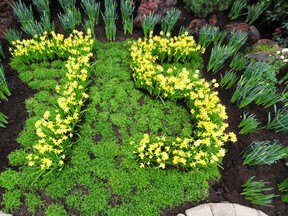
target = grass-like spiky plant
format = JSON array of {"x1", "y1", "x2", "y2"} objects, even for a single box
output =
[
  {"x1": 141, "y1": 12, "x2": 160, "y2": 37},
  {"x1": 238, "y1": 112, "x2": 260, "y2": 134},
  {"x1": 241, "y1": 176, "x2": 278, "y2": 206},
  {"x1": 120, "y1": 0, "x2": 135, "y2": 34},
  {"x1": 58, "y1": 7, "x2": 81, "y2": 33},
  {"x1": 229, "y1": 0, "x2": 246, "y2": 19},
  {"x1": 241, "y1": 140, "x2": 288, "y2": 166},
  {"x1": 4, "y1": 29, "x2": 22, "y2": 45},
  {"x1": 267, "y1": 105, "x2": 288, "y2": 132},
  {"x1": 0, "y1": 66, "x2": 11, "y2": 128},
  {"x1": 102, "y1": 0, "x2": 117, "y2": 41},
  {"x1": 161, "y1": 8, "x2": 181, "y2": 35}
]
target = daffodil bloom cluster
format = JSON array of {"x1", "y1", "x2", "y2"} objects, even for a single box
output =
[
  {"x1": 130, "y1": 33, "x2": 237, "y2": 170},
  {"x1": 10, "y1": 29, "x2": 93, "y2": 64},
  {"x1": 11, "y1": 30, "x2": 94, "y2": 171}
]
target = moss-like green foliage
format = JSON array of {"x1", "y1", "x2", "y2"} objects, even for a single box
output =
[
  {"x1": 45, "y1": 204, "x2": 68, "y2": 216},
  {"x1": 26, "y1": 193, "x2": 44, "y2": 214},
  {"x1": 8, "y1": 149, "x2": 27, "y2": 166},
  {"x1": 0, "y1": 41, "x2": 220, "y2": 215},
  {"x1": 183, "y1": 0, "x2": 232, "y2": 17},
  {"x1": 2, "y1": 189, "x2": 22, "y2": 212},
  {"x1": 0, "y1": 169, "x2": 19, "y2": 189}
]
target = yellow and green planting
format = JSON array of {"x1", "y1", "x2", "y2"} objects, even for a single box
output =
[{"x1": 0, "y1": 31, "x2": 235, "y2": 215}]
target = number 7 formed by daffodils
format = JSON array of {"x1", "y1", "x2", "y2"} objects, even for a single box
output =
[{"x1": 10, "y1": 29, "x2": 94, "y2": 173}]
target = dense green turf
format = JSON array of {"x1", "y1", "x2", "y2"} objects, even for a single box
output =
[{"x1": 0, "y1": 41, "x2": 220, "y2": 215}]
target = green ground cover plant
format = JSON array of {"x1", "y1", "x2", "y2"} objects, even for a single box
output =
[
  {"x1": 2, "y1": 0, "x2": 287, "y2": 213},
  {"x1": 0, "y1": 37, "x2": 228, "y2": 215},
  {"x1": 183, "y1": 0, "x2": 232, "y2": 17}
]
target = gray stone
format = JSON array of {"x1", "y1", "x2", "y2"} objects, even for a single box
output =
[
  {"x1": 0, "y1": 210, "x2": 12, "y2": 216},
  {"x1": 176, "y1": 214, "x2": 185, "y2": 216},
  {"x1": 246, "y1": 51, "x2": 271, "y2": 61},
  {"x1": 185, "y1": 204, "x2": 213, "y2": 216},
  {"x1": 257, "y1": 210, "x2": 269, "y2": 216},
  {"x1": 233, "y1": 203, "x2": 261, "y2": 216},
  {"x1": 185, "y1": 203, "x2": 269, "y2": 216},
  {"x1": 248, "y1": 26, "x2": 260, "y2": 44},
  {"x1": 253, "y1": 39, "x2": 279, "y2": 47},
  {"x1": 210, "y1": 203, "x2": 236, "y2": 216}
]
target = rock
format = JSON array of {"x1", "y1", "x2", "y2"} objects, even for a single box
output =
[
  {"x1": 225, "y1": 22, "x2": 260, "y2": 44},
  {"x1": 246, "y1": 39, "x2": 282, "y2": 61},
  {"x1": 0, "y1": 0, "x2": 14, "y2": 39},
  {"x1": 210, "y1": 203, "x2": 236, "y2": 216},
  {"x1": 138, "y1": 0, "x2": 158, "y2": 15},
  {"x1": 248, "y1": 26, "x2": 260, "y2": 44},
  {"x1": 176, "y1": 214, "x2": 185, "y2": 216},
  {"x1": 253, "y1": 39, "x2": 279, "y2": 47},
  {"x1": 233, "y1": 203, "x2": 268, "y2": 216},
  {"x1": 0, "y1": 210, "x2": 12, "y2": 216},
  {"x1": 246, "y1": 51, "x2": 271, "y2": 61},
  {"x1": 282, "y1": 48, "x2": 288, "y2": 58},
  {"x1": 257, "y1": 211, "x2": 269, "y2": 216},
  {"x1": 187, "y1": 19, "x2": 207, "y2": 35},
  {"x1": 225, "y1": 22, "x2": 249, "y2": 32},
  {"x1": 185, "y1": 204, "x2": 213, "y2": 216},
  {"x1": 134, "y1": 0, "x2": 177, "y2": 27},
  {"x1": 185, "y1": 203, "x2": 269, "y2": 216},
  {"x1": 209, "y1": 14, "x2": 217, "y2": 26}
]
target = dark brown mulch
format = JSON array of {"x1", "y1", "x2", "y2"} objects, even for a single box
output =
[{"x1": 0, "y1": 1, "x2": 287, "y2": 215}]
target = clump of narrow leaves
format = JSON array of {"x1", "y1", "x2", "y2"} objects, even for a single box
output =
[
  {"x1": 238, "y1": 112, "x2": 260, "y2": 134},
  {"x1": 278, "y1": 178, "x2": 288, "y2": 202},
  {"x1": 241, "y1": 140, "x2": 288, "y2": 166},
  {"x1": 241, "y1": 176, "x2": 278, "y2": 206}
]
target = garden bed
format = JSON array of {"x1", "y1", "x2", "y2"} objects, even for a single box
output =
[{"x1": 0, "y1": 0, "x2": 287, "y2": 215}]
